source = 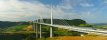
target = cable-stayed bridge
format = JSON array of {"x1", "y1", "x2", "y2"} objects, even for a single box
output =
[
  {"x1": 31, "y1": 4, "x2": 107, "y2": 38},
  {"x1": 33, "y1": 20, "x2": 107, "y2": 38},
  {"x1": 39, "y1": 23, "x2": 107, "y2": 35}
]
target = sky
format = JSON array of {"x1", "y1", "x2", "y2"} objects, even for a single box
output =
[{"x1": 0, "y1": 0, "x2": 107, "y2": 23}]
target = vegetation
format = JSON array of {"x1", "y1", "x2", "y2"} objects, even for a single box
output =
[
  {"x1": 79, "y1": 24, "x2": 92, "y2": 27},
  {"x1": 40, "y1": 36, "x2": 107, "y2": 40},
  {"x1": 0, "y1": 32, "x2": 37, "y2": 40},
  {"x1": 0, "y1": 21, "x2": 29, "y2": 28},
  {"x1": 67, "y1": 19, "x2": 86, "y2": 26},
  {"x1": 0, "y1": 19, "x2": 94, "y2": 40},
  {"x1": 38, "y1": 19, "x2": 92, "y2": 27},
  {"x1": 37, "y1": 25, "x2": 86, "y2": 38},
  {"x1": 93, "y1": 24, "x2": 107, "y2": 29},
  {"x1": 3, "y1": 25, "x2": 28, "y2": 32}
]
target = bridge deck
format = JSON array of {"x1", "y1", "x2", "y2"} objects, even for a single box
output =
[{"x1": 36, "y1": 23, "x2": 107, "y2": 36}]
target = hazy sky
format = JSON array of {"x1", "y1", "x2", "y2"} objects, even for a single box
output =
[{"x1": 0, "y1": 0, "x2": 107, "y2": 23}]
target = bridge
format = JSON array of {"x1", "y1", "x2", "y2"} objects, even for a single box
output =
[
  {"x1": 31, "y1": 5, "x2": 107, "y2": 38},
  {"x1": 33, "y1": 21, "x2": 107, "y2": 38}
]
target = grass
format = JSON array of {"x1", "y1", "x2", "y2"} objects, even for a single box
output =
[
  {"x1": 3, "y1": 25, "x2": 28, "y2": 32},
  {"x1": 0, "y1": 31, "x2": 37, "y2": 40},
  {"x1": 38, "y1": 36, "x2": 107, "y2": 40}
]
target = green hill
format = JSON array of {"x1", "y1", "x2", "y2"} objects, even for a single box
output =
[
  {"x1": 0, "y1": 21, "x2": 29, "y2": 28},
  {"x1": 37, "y1": 19, "x2": 92, "y2": 27},
  {"x1": 0, "y1": 21, "x2": 29, "y2": 32}
]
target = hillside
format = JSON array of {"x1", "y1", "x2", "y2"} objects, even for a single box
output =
[
  {"x1": 0, "y1": 21, "x2": 29, "y2": 28},
  {"x1": 37, "y1": 19, "x2": 92, "y2": 27},
  {"x1": 0, "y1": 19, "x2": 94, "y2": 40},
  {"x1": 92, "y1": 23, "x2": 107, "y2": 29}
]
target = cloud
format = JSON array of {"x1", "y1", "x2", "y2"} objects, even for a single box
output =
[
  {"x1": 0, "y1": 0, "x2": 72, "y2": 21},
  {"x1": 0, "y1": 0, "x2": 104, "y2": 23},
  {"x1": 0, "y1": 0, "x2": 51, "y2": 21},
  {"x1": 80, "y1": 3, "x2": 94, "y2": 7},
  {"x1": 103, "y1": 0, "x2": 107, "y2": 4}
]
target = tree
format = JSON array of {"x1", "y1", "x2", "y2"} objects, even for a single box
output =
[
  {"x1": 53, "y1": 27, "x2": 69, "y2": 36},
  {"x1": 68, "y1": 19, "x2": 87, "y2": 26},
  {"x1": 79, "y1": 24, "x2": 92, "y2": 27}
]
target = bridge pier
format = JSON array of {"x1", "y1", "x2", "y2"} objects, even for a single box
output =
[
  {"x1": 40, "y1": 24, "x2": 42, "y2": 38},
  {"x1": 32, "y1": 21, "x2": 38, "y2": 39},
  {"x1": 50, "y1": 26, "x2": 53, "y2": 38},
  {"x1": 50, "y1": 4, "x2": 53, "y2": 38},
  {"x1": 36, "y1": 20, "x2": 38, "y2": 39}
]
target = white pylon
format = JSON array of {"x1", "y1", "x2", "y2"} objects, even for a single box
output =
[
  {"x1": 40, "y1": 16, "x2": 42, "y2": 38},
  {"x1": 50, "y1": 4, "x2": 53, "y2": 38}
]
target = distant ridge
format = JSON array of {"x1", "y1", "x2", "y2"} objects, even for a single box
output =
[{"x1": 0, "y1": 21, "x2": 29, "y2": 28}]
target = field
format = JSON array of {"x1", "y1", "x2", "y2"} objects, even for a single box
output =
[{"x1": 44, "y1": 36, "x2": 107, "y2": 40}]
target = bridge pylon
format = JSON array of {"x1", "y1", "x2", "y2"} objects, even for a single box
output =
[{"x1": 50, "y1": 4, "x2": 53, "y2": 38}]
